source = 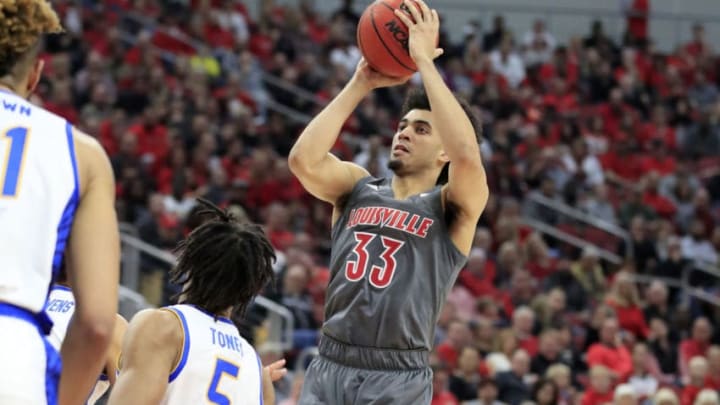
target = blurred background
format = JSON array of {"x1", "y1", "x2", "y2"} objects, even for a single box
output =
[{"x1": 45, "y1": 0, "x2": 720, "y2": 404}]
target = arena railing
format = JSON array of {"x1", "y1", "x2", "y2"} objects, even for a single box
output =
[{"x1": 118, "y1": 224, "x2": 296, "y2": 352}]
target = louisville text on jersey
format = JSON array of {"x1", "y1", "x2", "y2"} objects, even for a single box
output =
[{"x1": 346, "y1": 206, "x2": 434, "y2": 238}]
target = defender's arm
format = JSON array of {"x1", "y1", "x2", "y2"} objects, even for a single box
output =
[
  {"x1": 108, "y1": 310, "x2": 181, "y2": 405},
  {"x1": 60, "y1": 130, "x2": 119, "y2": 405}
]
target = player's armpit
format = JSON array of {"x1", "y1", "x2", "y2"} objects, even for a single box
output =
[
  {"x1": 289, "y1": 152, "x2": 369, "y2": 205},
  {"x1": 106, "y1": 314, "x2": 129, "y2": 385},
  {"x1": 108, "y1": 310, "x2": 182, "y2": 405}
]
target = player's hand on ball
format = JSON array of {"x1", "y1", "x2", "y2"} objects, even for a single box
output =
[
  {"x1": 394, "y1": 0, "x2": 443, "y2": 64},
  {"x1": 263, "y1": 359, "x2": 288, "y2": 382},
  {"x1": 352, "y1": 58, "x2": 412, "y2": 90}
]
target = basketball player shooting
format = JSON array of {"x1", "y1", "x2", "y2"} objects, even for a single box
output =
[{"x1": 288, "y1": 0, "x2": 488, "y2": 403}]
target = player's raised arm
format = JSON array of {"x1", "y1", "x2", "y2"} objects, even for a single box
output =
[
  {"x1": 108, "y1": 310, "x2": 181, "y2": 405},
  {"x1": 59, "y1": 130, "x2": 120, "y2": 405},
  {"x1": 395, "y1": 0, "x2": 488, "y2": 253},
  {"x1": 288, "y1": 59, "x2": 409, "y2": 205}
]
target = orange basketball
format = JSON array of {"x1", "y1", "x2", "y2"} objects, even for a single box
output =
[{"x1": 356, "y1": 0, "x2": 435, "y2": 78}]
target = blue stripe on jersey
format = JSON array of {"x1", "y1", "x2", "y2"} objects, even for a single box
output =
[
  {"x1": 189, "y1": 305, "x2": 234, "y2": 325},
  {"x1": 51, "y1": 285, "x2": 72, "y2": 293},
  {"x1": 51, "y1": 122, "x2": 80, "y2": 277},
  {"x1": 256, "y1": 352, "x2": 263, "y2": 405},
  {"x1": 168, "y1": 308, "x2": 190, "y2": 383}
]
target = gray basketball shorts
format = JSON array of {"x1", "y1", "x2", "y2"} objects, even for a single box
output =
[{"x1": 298, "y1": 334, "x2": 433, "y2": 405}]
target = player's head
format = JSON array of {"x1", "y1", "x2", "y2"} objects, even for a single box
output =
[
  {"x1": 389, "y1": 88, "x2": 482, "y2": 184},
  {"x1": 170, "y1": 198, "x2": 276, "y2": 316},
  {"x1": 0, "y1": 0, "x2": 62, "y2": 97}
]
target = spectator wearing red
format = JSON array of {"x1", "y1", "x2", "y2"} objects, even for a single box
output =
[
  {"x1": 582, "y1": 365, "x2": 615, "y2": 405},
  {"x1": 431, "y1": 366, "x2": 460, "y2": 405},
  {"x1": 704, "y1": 346, "x2": 720, "y2": 390},
  {"x1": 681, "y1": 356, "x2": 713, "y2": 405},
  {"x1": 605, "y1": 272, "x2": 649, "y2": 339},
  {"x1": 642, "y1": 172, "x2": 677, "y2": 220},
  {"x1": 679, "y1": 317, "x2": 713, "y2": 380},
  {"x1": 622, "y1": 0, "x2": 650, "y2": 44},
  {"x1": 436, "y1": 320, "x2": 473, "y2": 370},
  {"x1": 510, "y1": 306, "x2": 539, "y2": 357},
  {"x1": 640, "y1": 140, "x2": 677, "y2": 176},
  {"x1": 640, "y1": 105, "x2": 677, "y2": 150},
  {"x1": 586, "y1": 317, "x2": 633, "y2": 382},
  {"x1": 684, "y1": 23, "x2": 712, "y2": 58},
  {"x1": 458, "y1": 248, "x2": 497, "y2": 297}
]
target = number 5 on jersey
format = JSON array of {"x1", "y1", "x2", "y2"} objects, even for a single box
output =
[
  {"x1": 207, "y1": 358, "x2": 240, "y2": 405},
  {"x1": 0, "y1": 126, "x2": 29, "y2": 198},
  {"x1": 345, "y1": 232, "x2": 404, "y2": 288}
]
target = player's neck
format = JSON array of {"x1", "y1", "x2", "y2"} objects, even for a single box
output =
[{"x1": 390, "y1": 171, "x2": 437, "y2": 200}]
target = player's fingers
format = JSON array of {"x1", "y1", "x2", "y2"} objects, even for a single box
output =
[
  {"x1": 394, "y1": 9, "x2": 414, "y2": 28},
  {"x1": 416, "y1": 0, "x2": 432, "y2": 22},
  {"x1": 402, "y1": 0, "x2": 423, "y2": 23},
  {"x1": 431, "y1": 9, "x2": 439, "y2": 24},
  {"x1": 434, "y1": 48, "x2": 444, "y2": 59}
]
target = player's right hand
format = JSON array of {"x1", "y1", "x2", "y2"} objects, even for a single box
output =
[{"x1": 351, "y1": 58, "x2": 412, "y2": 91}]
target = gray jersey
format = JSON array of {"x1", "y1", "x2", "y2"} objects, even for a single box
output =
[{"x1": 322, "y1": 176, "x2": 467, "y2": 350}]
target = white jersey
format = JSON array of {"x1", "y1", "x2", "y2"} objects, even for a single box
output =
[
  {"x1": 46, "y1": 285, "x2": 110, "y2": 404},
  {"x1": 0, "y1": 90, "x2": 80, "y2": 314},
  {"x1": 161, "y1": 304, "x2": 263, "y2": 405}
]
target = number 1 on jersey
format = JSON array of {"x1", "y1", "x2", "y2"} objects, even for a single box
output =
[
  {"x1": 345, "y1": 232, "x2": 405, "y2": 288},
  {"x1": 207, "y1": 358, "x2": 240, "y2": 405},
  {"x1": 1, "y1": 126, "x2": 29, "y2": 198}
]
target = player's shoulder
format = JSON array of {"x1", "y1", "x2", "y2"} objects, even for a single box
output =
[{"x1": 126, "y1": 308, "x2": 184, "y2": 348}]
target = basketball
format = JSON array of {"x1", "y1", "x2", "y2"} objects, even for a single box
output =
[{"x1": 357, "y1": 0, "x2": 435, "y2": 78}]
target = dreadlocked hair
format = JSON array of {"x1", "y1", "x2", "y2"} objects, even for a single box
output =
[
  {"x1": 0, "y1": 1, "x2": 62, "y2": 77},
  {"x1": 400, "y1": 88, "x2": 483, "y2": 185},
  {"x1": 170, "y1": 198, "x2": 276, "y2": 317}
]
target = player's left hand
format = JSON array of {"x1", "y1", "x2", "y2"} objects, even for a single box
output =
[
  {"x1": 263, "y1": 359, "x2": 288, "y2": 382},
  {"x1": 394, "y1": 0, "x2": 444, "y2": 64}
]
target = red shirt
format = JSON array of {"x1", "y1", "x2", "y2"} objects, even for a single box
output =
[
  {"x1": 640, "y1": 155, "x2": 677, "y2": 176},
  {"x1": 586, "y1": 343, "x2": 633, "y2": 381},
  {"x1": 643, "y1": 191, "x2": 677, "y2": 219},
  {"x1": 606, "y1": 299, "x2": 649, "y2": 339},
  {"x1": 628, "y1": 0, "x2": 650, "y2": 40},
  {"x1": 518, "y1": 335, "x2": 539, "y2": 357},
  {"x1": 682, "y1": 383, "x2": 714, "y2": 405},
  {"x1": 680, "y1": 339, "x2": 710, "y2": 375},
  {"x1": 582, "y1": 389, "x2": 614, "y2": 405},
  {"x1": 436, "y1": 343, "x2": 459, "y2": 370},
  {"x1": 600, "y1": 151, "x2": 644, "y2": 181},
  {"x1": 457, "y1": 263, "x2": 497, "y2": 297},
  {"x1": 431, "y1": 391, "x2": 459, "y2": 405}
]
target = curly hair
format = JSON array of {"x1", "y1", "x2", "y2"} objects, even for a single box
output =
[
  {"x1": 0, "y1": 0, "x2": 62, "y2": 77},
  {"x1": 170, "y1": 198, "x2": 276, "y2": 317}
]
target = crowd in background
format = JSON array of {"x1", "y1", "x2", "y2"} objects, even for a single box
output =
[{"x1": 39, "y1": 1, "x2": 720, "y2": 404}]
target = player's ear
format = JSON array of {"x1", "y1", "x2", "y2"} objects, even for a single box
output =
[
  {"x1": 438, "y1": 150, "x2": 450, "y2": 164},
  {"x1": 26, "y1": 59, "x2": 44, "y2": 95}
]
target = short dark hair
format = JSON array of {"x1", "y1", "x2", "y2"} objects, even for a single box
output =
[
  {"x1": 171, "y1": 199, "x2": 276, "y2": 316},
  {"x1": 400, "y1": 88, "x2": 483, "y2": 184}
]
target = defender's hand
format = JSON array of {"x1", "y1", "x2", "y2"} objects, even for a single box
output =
[
  {"x1": 263, "y1": 359, "x2": 288, "y2": 382},
  {"x1": 351, "y1": 58, "x2": 412, "y2": 90},
  {"x1": 394, "y1": 0, "x2": 444, "y2": 65}
]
